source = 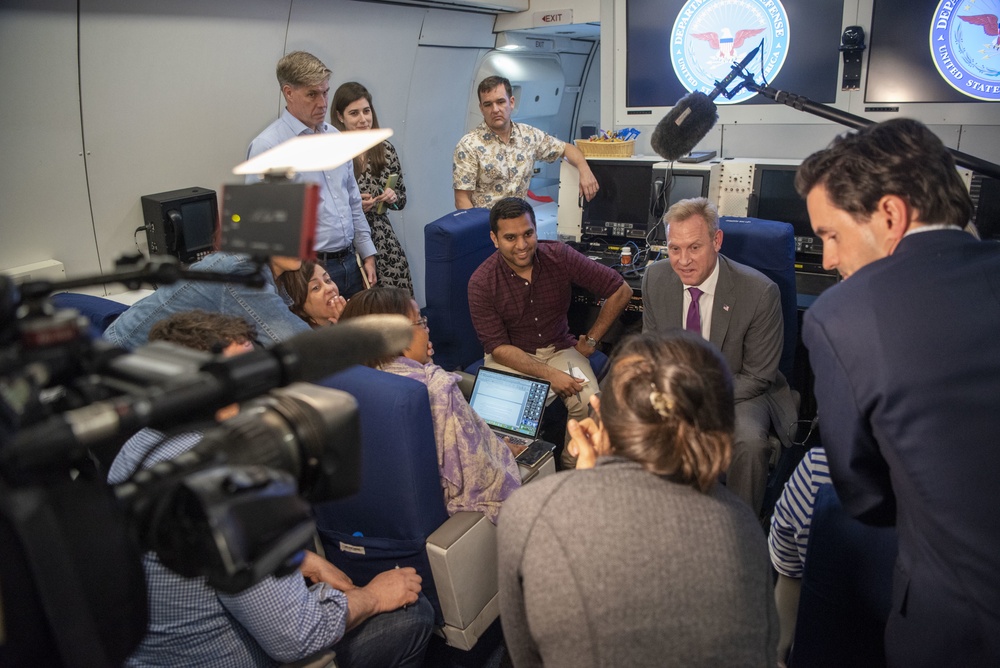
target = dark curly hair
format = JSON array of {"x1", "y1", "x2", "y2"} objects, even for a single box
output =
[{"x1": 147, "y1": 309, "x2": 257, "y2": 353}]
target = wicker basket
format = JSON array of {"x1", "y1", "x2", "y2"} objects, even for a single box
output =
[{"x1": 574, "y1": 139, "x2": 635, "y2": 158}]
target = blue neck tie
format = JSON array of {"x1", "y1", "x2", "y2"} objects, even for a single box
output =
[{"x1": 686, "y1": 287, "x2": 703, "y2": 334}]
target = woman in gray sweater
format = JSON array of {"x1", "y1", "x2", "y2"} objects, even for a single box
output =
[{"x1": 498, "y1": 330, "x2": 778, "y2": 667}]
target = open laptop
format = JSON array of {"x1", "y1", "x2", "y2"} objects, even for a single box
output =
[{"x1": 468, "y1": 367, "x2": 551, "y2": 455}]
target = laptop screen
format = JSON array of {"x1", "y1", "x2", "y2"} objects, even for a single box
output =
[{"x1": 469, "y1": 367, "x2": 550, "y2": 438}]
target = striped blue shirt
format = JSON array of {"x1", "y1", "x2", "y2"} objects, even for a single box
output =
[
  {"x1": 768, "y1": 447, "x2": 832, "y2": 578},
  {"x1": 109, "y1": 428, "x2": 349, "y2": 667}
]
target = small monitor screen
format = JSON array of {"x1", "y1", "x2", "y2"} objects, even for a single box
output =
[
  {"x1": 142, "y1": 187, "x2": 219, "y2": 264},
  {"x1": 651, "y1": 171, "x2": 712, "y2": 242},
  {"x1": 625, "y1": 0, "x2": 844, "y2": 109},
  {"x1": 669, "y1": 173, "x2": 709, "y2": 203},
  {"x1": 180, "y1": 199, "x2": 216, "y2": 251},
  {"x1": 866, "y1": 0, "x2": 996, "y2": 104},
  {"x1": 750, "y1": 166, "x2": 812, "y2": 238},
  {"x1": 582, "y1": 161, "x2": 655, "y2": 239}
]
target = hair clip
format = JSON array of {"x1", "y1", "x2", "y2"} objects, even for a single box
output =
[{"x1": 649, "y1": 383, "x2": 673, "y2": 418}]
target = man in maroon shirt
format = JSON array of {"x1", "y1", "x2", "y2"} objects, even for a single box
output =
[{"x1": 468, "y1": 197, "x2": 633, "y2": 466}]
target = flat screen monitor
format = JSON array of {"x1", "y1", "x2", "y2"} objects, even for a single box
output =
[
  {"x1": 649, "y1": 168, "x2": 713, "y2": 243},
  {"x1": 624, "y1": 0, "x2": 844, "y2": 109},
  {"x1": 179, "y1": 199, "x2": 216, "y2": 253},
  {"x1": 747, "y1": 164, "x2": 818, "y2": 253},
  {"x1": 866, "y1": 0, "x2": 996, "y2": 104},
  {"x1": 581, "y1": 160, "x2": 657, "y2": 241}
]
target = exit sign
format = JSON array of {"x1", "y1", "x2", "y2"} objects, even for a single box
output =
[{"x1": 532, "y1": 9, "x2": 573, "y2": 27}]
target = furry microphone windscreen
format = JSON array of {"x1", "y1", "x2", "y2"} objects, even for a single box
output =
[{"x1": 650, "y1": 92, "x2": 719, "y2": 162}]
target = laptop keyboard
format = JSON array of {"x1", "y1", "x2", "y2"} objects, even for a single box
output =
[{"x1": 501, "y1": 433, "x2": 532, "y2": 448}]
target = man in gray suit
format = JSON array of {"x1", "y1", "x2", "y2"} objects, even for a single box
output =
[{"x1": 642, "y1": 197, "x2": 796, "y2": 514}]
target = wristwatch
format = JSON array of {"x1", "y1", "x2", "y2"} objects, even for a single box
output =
[{"x1": 584, "y1": 335, "x2": 599, "y2": 348}]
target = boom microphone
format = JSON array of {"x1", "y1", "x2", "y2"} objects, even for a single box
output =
[
  {"x1": 651, "y1": 39, "x2": 764, "y2": 162},
  {"x1": 651, "y1": 92, "x2": 719, "y2": 162},
  {"x1": 3, "y1": 314, "x2": 413, "y2": 473}
]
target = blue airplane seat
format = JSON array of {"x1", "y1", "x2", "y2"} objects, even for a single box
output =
[
  {"x1": 718, "y1": 216, "x2": 798, "y2": 382},
  {"x1": 313, "y1": 365, "x2": 504, "y2": 650},
  {"x1": 49, "y1": 292, "x2": 129, "y2": 338},
  {"x1": 424, "y1": 208, "x2": 496, "y2": 373},
  {"x1": 719, "y1": 216, "x2": 798, "y2": 382}
]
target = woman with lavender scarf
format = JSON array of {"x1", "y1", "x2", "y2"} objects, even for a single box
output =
[{"x1": 339, "y1": 287, "x2": 521, "y2": 523}]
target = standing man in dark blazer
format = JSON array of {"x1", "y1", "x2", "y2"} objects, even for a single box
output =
[
  {"x1": 642, "y1": 198, "x2": 797, "y2": 515},
  {"x1": 796, "y1": 118, "x2": 1000, "y2": 667}
]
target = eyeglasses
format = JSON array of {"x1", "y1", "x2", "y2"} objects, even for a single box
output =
[{"x1": 412, "y1": 316, "x2": 429, "y2": 330}]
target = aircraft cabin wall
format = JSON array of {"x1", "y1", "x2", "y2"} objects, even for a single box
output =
[{"x1": 0, "y1": 0, "x2": 500, "y2": 305}]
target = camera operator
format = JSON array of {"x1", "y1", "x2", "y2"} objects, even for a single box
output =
[
  {"x1": 103, "y1": 253, "x2": 312, "y2": 351},
  {"x1": 108, "y1": 310, "x2": 434, "y2": 668}
]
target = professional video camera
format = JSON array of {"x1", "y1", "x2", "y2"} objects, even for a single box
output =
[
  {"x1": 0, "y1": 261, "x2": 411, "y2": 667},
  {"x1": 1, "y1": 128, "x2": 403, "y2": 666}
]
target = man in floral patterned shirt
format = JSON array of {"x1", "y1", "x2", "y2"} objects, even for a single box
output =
[{"x1": 453, "y1": 76, "x2": 599, "y2": 210}]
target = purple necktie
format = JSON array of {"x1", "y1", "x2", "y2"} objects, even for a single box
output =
[{"x1": 686, "y1": 287, "x2": 703, "y2": 334}]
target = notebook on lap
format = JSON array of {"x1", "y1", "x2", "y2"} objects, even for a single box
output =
[{"x1": 468, "y1": 367, "x2": 550, "y2": 457}]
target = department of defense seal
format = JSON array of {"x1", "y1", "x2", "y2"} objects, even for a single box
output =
[
  {"x1": 670, "y1": 0, "x2": 790, "y2": 104},
  {"x1": 930, "y1": 0, "x2": 1000, "y2": 101}
]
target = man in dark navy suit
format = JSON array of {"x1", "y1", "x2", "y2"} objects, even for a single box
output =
[{"x1": 796, "y1": 118, "x2": 1000, "y2": 667}]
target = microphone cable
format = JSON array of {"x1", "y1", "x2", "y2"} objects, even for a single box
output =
[{"x1": 645, "y1": 165, "x2": 676, "y2": 249}]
